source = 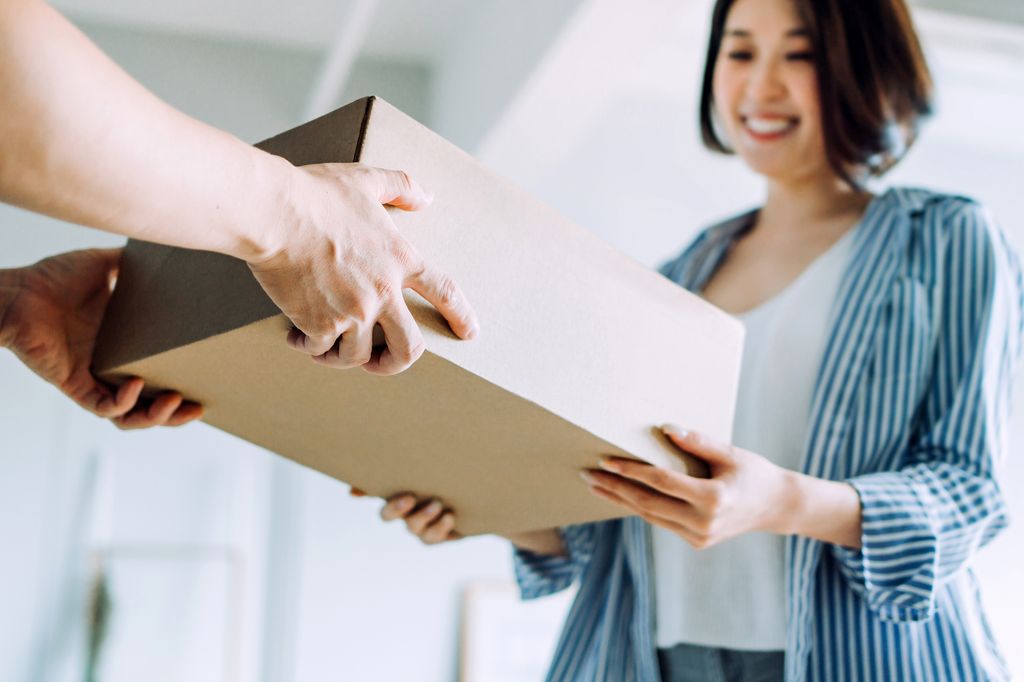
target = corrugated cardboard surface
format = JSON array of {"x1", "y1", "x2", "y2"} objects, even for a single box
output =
[{"x1": 94, "y1": 97, "x2": 743, "y2": 536}]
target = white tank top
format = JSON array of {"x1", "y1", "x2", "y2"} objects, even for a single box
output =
[{"x1": 653, "y1": 228, "x2": 854, "y2": 651}]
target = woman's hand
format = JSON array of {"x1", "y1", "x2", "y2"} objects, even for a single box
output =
[
  {"x1": 352, "y1": 487, "x2": 566, "y2": 555},
  {"x1": 583, "y1": 425, "x2": 862, "y2": 549},
  {"x1": 583, "y1": 426, "x2": 793, "y2": 549},
  {"x1": 0, "y1": 248, "x2": 203, "y2": 429},
  {"x1": 370, "y1": 490, "x2": 461, "y2": 545}
]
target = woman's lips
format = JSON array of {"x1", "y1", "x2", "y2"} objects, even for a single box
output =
[{"x1": 740, "y1": 115, "x2": 799, "y2": 142}]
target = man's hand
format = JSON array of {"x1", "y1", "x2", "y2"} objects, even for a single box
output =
[
  {"x1": 248, "y1": 163, "x2": 479, "y2": 376},
  {"x1": 0, "y1": 248, "x2": 203, "y2": 429}
]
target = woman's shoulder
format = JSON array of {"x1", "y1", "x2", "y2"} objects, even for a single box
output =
[
  {"x1": 882, "y1": 186, "x2": 1004, "y2": 244},
  {"x1": 658, "y1": 209, "x2": 757, "y2": 283}
]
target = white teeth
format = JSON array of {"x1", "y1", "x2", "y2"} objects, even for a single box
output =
[{"x1": 745, "y1": 117, "x2": 795, "y2": 134}]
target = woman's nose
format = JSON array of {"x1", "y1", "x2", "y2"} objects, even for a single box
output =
[{"x1": 745, "y1": 59, "x2": 786, "y2": 103}]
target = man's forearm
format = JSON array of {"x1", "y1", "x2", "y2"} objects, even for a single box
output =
[
  {"x1": 0, "y1": 267, "x2": 23, "y2": 349},
  {"x1": 0, "y1": 0, "x2": 291, "y2": 261}
]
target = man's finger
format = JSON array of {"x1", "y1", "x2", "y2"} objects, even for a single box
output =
[
  {"x1": 117, "y1": 392, "x2": 182, "y2": 430},
  {"x1": 372, "y1": 168, "x2": 433, "y2": 211},
  {"x1": 288, "y1": 324, "x2": 342, "y2": 358},
  {"x1": 92, "y1": 376, "x2": 143, "y2": 418},
  {"x1": 408, "y1": 263, "x2": 479, "y2": 341},
  {"x1": 313, "y1": 323, "x2": 373, "y2": 369},
  {"x1": 165, "y1": 401, "x2": 204, "y2": 427},
  {"x1": 363, "y1": 302, "x2": 425, "y2": 376}
]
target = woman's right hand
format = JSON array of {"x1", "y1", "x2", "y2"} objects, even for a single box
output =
[{"x1": 377, "y1": 491, "x2": 461, "y2": 545}]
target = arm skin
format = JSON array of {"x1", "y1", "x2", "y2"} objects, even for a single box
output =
[
  {"x1": 0, "y1": 0, "x2": 289, "y2": 261},
  {"x1": 0, "y1": 0, "x2": 478, "y2": 375}
]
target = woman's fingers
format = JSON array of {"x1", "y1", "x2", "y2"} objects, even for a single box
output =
[
  {"x1": 406, "y1": 499, "x2": 445, "y2": 536},
  {"x1": 381, "y1": 494, "x2": 416, "y2": 521},
  {"x1": 584, "y1": 469, "x2": 703, "y2": 530},
  {"x1": 662, "y1": 426, "x2": 736, "y2": 468},
  {"x1": 379, "y1": 494, "x2": 458, "y2": 545},
  {"x1": 597, "y1": 456, "x2": 718, "y2": 505},
  {"x1": 588, "y1": 478, "x2": 712, "y2": 549},
  {"x1": 422, "y1": 512, "x2": 456, "y2": 545}
]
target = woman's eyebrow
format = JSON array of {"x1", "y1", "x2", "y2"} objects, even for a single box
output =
[{"x1": 723, "y1": 27, "x2": 811, "y2": 38}]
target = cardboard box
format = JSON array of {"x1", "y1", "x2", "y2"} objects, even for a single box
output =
[{"x1": 93, "y1": 97, "x2": 743, "y2": 536}]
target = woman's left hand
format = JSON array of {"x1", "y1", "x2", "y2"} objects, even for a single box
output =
[{"x1": 582, "y1": 426, "x2": 796, "y2": 550}]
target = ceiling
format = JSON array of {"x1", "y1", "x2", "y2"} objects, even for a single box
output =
[
  {"x1": 51, "y1": 0, "x2": 480, "y2": 58},
  {"x1": 52, "y1": 0, "x2": 1024, "y2": 64}
]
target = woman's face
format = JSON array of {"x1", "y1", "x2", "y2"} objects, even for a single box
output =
[{"x1": 712, "y1": 0, "x2": 829, "y2": 184}]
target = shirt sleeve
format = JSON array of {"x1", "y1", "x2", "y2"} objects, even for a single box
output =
[
  {"x1": 832, "y1": 200, "x2": 1024, "y2": 623},
  {"x1": 512, "y1": 523, "x2": 599, "y2": 600}
]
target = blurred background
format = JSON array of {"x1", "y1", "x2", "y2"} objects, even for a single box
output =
[{"x1": 1, "y1": 0, "x2": 1022, "y2": 680}]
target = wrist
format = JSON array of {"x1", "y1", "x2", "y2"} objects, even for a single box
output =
[
  {"x1": 499, "y1": 529, "x2": 567, "y2": 557},
  {"x1": 771, "y1": 470, "x2": 863, "y2": 548},
  {"x1": 225, "y1": 148, "x2": 297, "y2": 263},
  {"x1": 768, "y1": 468, "x2": 806, "y2": 536}
]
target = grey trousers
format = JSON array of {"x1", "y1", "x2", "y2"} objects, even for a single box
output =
[{"x1": 657, "y1": 643, "x2": 785, "y2": 682}]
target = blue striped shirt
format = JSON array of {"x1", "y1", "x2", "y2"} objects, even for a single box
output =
[{"x1": 513, "y1": 187, "x2": 1024, "y2": 681}]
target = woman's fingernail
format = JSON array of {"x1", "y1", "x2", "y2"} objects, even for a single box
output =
[
  {"x1": 579, "y1": 471, "x2": 596, "y2": 485},
  {"x1": 598, "y1": 458, "x2": 618, "y2": 472},
  {"x1": 426, "y1": 500, "x2": 443, "y2": 514},
  {"x1": 662, "y1": 424, "x2": 688, "y2": 438}
]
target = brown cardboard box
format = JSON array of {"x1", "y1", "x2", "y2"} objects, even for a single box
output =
[{"x1": 93, "y1": 96, "x2": 743, "y2": 536}]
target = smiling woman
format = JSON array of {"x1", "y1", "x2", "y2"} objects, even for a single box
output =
[
  {"x1": 500, "y1": 0, "x2": 1023, "y2": 680},
  {"x1": 701, "y1": 0, "x2": 934, "y2": 188}
]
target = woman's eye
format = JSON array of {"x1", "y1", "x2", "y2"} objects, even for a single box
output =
[
  {"x1": 726, "y1": 51, "x2": 753, "y2": 61},
  {"x1": 786, "y1": 51, "x2": 814, "y2": 62}
]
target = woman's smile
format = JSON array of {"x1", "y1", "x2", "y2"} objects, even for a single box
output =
[{"x1": 740, "y1": 113, "x2": 800, "y2": 142}]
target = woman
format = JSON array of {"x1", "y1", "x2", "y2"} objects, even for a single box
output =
[{"x1": 378, "y1": 0, "x2": 1023, "y2": 679}]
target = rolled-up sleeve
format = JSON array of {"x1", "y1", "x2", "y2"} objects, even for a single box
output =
[
  {"x1": 513, "y1": 523, "x2": 599, "y2": 600},
  {"x1": 832, "y1": 201, "x2": 1024, "y2": 623}
]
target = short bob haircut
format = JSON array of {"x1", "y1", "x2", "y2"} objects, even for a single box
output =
[{"x1": 699, "y1": 0, "x2": 934, "y2": 188}]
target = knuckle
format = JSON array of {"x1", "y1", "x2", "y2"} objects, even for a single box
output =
[
  {"x1": 650, "y1": 469, "x2": 670, "y2": 489},
  {"x1": 429, "y1": 272, "x2": 460, "y2": 307},
  {"x1": 392, "y1": 243, "x2": 419, "y2": 272},
  {"x1": 395, "y1": 169, "x2": 414, "y2": 195},
  {"x1": 373, "y1": 277, "x2": 399, "y2": 303},
  {"x1": 635, "y1": 488, "x2": 654, "y2": 507},
  {"x1": 704, "y1": 482, "x2": 725, "y2": 507},
  {"x1": 398, "y1": 338, "x2": 426, "y2": 364}
]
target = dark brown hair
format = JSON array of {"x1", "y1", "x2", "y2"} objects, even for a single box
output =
[{"x1": 699, "y1": 0, "x2": 934, "y2": 188}]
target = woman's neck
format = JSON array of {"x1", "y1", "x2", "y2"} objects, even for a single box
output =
[{"x1": 758, "y1": 173, "x2": 873, "y2": 237}]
